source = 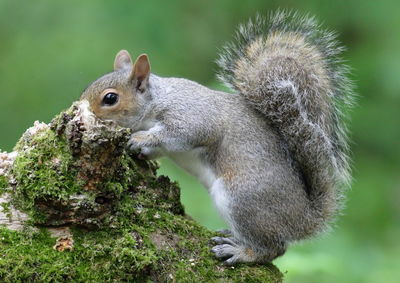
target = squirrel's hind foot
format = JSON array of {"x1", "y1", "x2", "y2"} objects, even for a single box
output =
[
  {"x1": 211, "y1": 237, "x2": 257, "y2": 265},
  {"x1": 211, "y1": 236, "x2": 287, "y2": 265}
]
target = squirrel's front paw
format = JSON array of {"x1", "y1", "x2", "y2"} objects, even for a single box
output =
[
  {"x1": 127, "y1": 132, "x2": 163, "y2": 160},
  {"x1": 127, "y1": 131, "x2": 152, "y2": 151},
  {"x1": 137, "y1": 146, "x2": 163, "y2": 160}
]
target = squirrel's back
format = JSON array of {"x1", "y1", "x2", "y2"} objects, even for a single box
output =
[{"x1": 217, "y1": 11, "x2": 354, "y2": 229}]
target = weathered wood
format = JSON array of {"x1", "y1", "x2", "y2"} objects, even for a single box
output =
[{"x1": 0, "y1": 193, "x2": 29, "y2": 231}]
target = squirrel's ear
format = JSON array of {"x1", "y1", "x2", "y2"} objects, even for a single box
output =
[
  {"x1": 114, "y1": 50, "x2": 133, "y2": 71},
  {"x1": 131, "y1": 54, "x2": 151, "y2": 92}
]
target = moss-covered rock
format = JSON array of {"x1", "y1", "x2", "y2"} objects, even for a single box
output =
[{"x1": 0, "y1": 102, "x2": 282, "y2": 282}]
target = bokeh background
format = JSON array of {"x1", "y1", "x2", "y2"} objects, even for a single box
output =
[{"x1": 0, "y1": 0, "x2": 399, "y2": 282}]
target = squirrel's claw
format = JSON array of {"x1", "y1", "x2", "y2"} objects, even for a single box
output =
[
  {"x1": 127, "y1": 137, "x2": 141, "y2": 151},
  {"x1": 223, "y1": 255, "x2": 241, "y2": 266},
  {"x1": 211, "y1": 237, "x2": 239, "y2": 262},
  {"x1": 211, "y1": 236, "x2": 237, "y2": 246},
  {"x1": 211, "y1": 243, "x2": 245, "y2": 265},
  {"x1": 211, "y1": 237, "x2": 260, "y2": 265},
  {"x1": 211, "y1": 236, "x2": 240, "y2": 263},
  {"x1": 211, "y1": 244, "x2": 237, "y2": 259}
]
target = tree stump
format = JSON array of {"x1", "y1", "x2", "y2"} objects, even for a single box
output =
[{"x1": 0, "y1": 101, "x2": 282, "y2": 282}]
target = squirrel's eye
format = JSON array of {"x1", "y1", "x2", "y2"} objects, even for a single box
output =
[{"x1": 102, "y1": 92, "x2": 119, "y2": 106}]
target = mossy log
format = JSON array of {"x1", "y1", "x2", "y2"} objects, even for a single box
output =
[{"x1": 0, "y1": 101, "x2": 282, "y2": 282}]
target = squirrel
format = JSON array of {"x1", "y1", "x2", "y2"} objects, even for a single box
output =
[{"x1": 80, "y1": 11, "x2": 353, "y2": 264}]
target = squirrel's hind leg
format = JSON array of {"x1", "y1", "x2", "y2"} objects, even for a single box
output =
[{"x1": 208, "y1": 176, "x2": 288, "y2": 264}]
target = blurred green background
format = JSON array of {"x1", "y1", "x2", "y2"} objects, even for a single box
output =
[{"x1": 0, "y1": 0, "x2": 399, "y2": 282}]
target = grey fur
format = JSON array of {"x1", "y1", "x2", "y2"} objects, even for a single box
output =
[{"x1": 80, "y1": 11, "x2": 353, "y2": 264}]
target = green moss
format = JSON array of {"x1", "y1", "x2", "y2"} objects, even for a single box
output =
[
  {"x1": 0, "y1": 227, "x2": 150, "y2": 282},
  {"x1": 0, "y1": 213, "x2": 282, "y2": 282},
  {"x1": 0, "y1": 175, "x2": 8, "y2": 193},
  {"x1": 0, "y1": 202, "x2": 11, "y2": 220}
]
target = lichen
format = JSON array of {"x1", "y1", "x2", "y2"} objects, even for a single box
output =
[
  {"x1": 0, "y1": 102, "x2": 282, "y2": 282},
  {"x1": 0, "y1": 151, "x2": 14, "y2": 194}
]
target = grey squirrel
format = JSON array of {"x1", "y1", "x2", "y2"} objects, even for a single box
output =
[{"x1": 80, "y1": 11, "x2": 353, "y2": 264}]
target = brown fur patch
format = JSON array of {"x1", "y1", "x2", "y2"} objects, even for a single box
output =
[
  {"x1": 220, "y1": 164, "x2": 238, "y2": 185},
  {"x1": 244, "y1": 247, "x2": 255, "y2": 258}
]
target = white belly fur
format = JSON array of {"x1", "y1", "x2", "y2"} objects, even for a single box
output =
[{"x1": 167, "y1": 149, "x2": 231, "y2": 222}]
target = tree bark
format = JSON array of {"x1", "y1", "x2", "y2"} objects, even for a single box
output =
[{"x1": 0, "y1": 102, "x2": 282, "y2": 282}]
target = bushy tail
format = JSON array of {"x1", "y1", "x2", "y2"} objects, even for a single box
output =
[{"x1": 217, "y1": 11, "x2": 354, "y2": 223}]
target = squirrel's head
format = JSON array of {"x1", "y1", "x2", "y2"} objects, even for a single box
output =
[{"x1": 80, "y1": 50, "x2": 151, "y2": 129}]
